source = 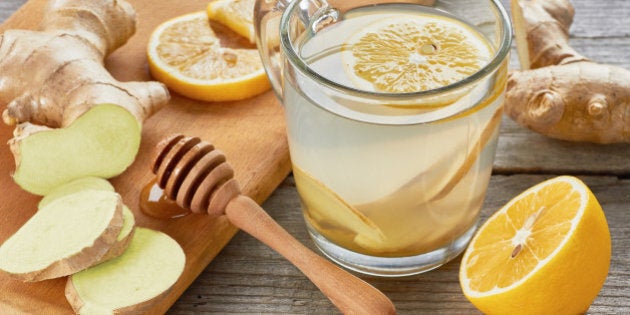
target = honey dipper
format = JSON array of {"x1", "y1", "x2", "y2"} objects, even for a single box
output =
[{"x1": 152, "y1": 134, "x2": 396, "y2": 315}]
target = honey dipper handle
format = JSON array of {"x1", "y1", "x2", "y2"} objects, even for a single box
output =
[{"x1": 225, "y1": 195, "x2": 396, "y2": 315}]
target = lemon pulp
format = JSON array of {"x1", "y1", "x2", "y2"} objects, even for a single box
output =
[
  {"x1": 342, "y1": 13, "x2": 492, "y2": 93},
  {"x1": 147, "y1": 11, "x2": 270, "y2": 102}
]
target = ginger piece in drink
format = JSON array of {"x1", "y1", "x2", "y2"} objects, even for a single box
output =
[{"x1": 293, "y1": 165, "x2": 386, "y2": 245}]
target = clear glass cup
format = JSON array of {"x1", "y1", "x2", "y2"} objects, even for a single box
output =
[{"x1": 255, "y1": 0, "x2": 512, "y2": 276}]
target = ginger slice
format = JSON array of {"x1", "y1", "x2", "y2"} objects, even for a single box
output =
[
  {"x1": 66, "y1": 227, "x2": 186, "y2": 315},
  {"x1": 99, "y1": 205, "x2": 135, "y2": 262},
  {"x1": 10, "y1": 104, "x2": 141, "y2": 195},
  {"x1": 38, "y1": 176, "x2": 115, "y2": 208},
  {"x1": 38, "y1": 176, "x2": 136, "y2": 263},
  {"x1": 0, "y1": 190, "x2": 123, "y2": 281},
  {"x1": 292, "y1": 165, "x2": 386, "y2": 244}
]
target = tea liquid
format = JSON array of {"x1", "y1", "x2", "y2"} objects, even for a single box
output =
[{"x1": 284, "y1": 3, "x2": 506, "y2": 257}]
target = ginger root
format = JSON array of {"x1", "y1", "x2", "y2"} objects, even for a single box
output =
[
  {"x1": 506, "y1": 0, "x2": 630, "y2": 144},
  {"x1": 0, "y1": 0, "x2": 170, "y2": 194},
  {"x1": 0, "y1": 0, "x2": 168, "y2": 127}
]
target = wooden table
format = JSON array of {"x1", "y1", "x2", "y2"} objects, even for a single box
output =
[{"x1": 1, "y1": 0, "x2": 628, "y2": 313}]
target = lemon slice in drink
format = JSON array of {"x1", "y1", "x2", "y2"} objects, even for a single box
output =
[
  {"x1": 147, "y1": 11, "x2": 270, "y2": 102},
  {"x1": 207, "y1": 0, "x2": 255, "y2": 44},
  {"x1": 459, "y1": 176, "x2": 611, "y2": 315},
  {"x1": 293, "y1": 165, "x2": 385, "y2": 244},
  {"x1": 342, "y1": 14, "x2": 492, "y2": 105}
]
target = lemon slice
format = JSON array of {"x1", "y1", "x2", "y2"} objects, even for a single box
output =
[
  {"x1": 147, "y1": 11, "x2": 270, "y2": 102},
  {"x1": 459, "y1": 176, "x2": 611, "y2": 315},
  {"x1": 292, "y1": 165, "x2": 385, "y2": 245},
  {"x1": 343, "y1": 14, "x2": 492, "y2": 99},
  {"x1": 207, "y1": 0, "x2": 255, "y2": 44}
]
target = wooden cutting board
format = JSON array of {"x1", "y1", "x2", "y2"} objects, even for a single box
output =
[{"x1": 0, "y1": 0, "x2": 291, "y2": 313}]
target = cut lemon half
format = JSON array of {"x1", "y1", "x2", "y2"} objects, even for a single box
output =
[
  {"x1": 342, "y1": 14, "x2": 492, "y2": 104},
  {"x1": 147, "y1": 11, "x2": 270, "y2": 102},
  {"x1": 207, "y1": 0, "x2": 255, "y2": 44},
  {"x1": 460, "y1": 176, "x2": 611, "y2": 315}
]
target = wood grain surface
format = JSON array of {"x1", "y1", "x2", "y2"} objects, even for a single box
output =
[{"x1": 1, "y1": 0, "x2": 629, "y2": 314}]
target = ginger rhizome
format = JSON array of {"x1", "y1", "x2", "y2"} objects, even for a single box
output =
[
  {"x1": 506, "y1": 0, "x2": 630, "y2": 144},
  {"x1": 0, "y1": 0, "x2": 170, "y2": 194}
]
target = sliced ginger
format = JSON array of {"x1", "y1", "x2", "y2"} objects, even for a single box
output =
[
  {"x1": 38, "y1": 176, "x2": 136, "y2": 262},
  {"x1": 100, "y1": 205, "x2": 136, "y2": 262},
  {"x1": 38, "y1": 176, "x2": 115, "y2": 209},
  {"x1": 66, "y1": 227, "x2": 186, "y2": 315},
  {"x1": 0, "y1": 190, "x2": 123, "y2": 282},
  {"x1": 292, "y1": 165, "x2": 385, "y2": 245},
  {"x1": 11, "y1": 104, "x2": 142, "y2": 195}
]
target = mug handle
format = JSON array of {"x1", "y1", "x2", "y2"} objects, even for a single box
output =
[
  {"x1": 254, "y1": 0, "x2": 332, "y2": 101},
  {"x1": 254, "y1": 0, "x2": 287, "y2": 100}
]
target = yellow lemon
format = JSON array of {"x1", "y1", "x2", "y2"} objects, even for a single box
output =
[
  {"x1": 147, "y1": 11, "x2": 270, "y2": 102},
  {"x1": 459, "y1": 176, "x2": 611, "y2": 315},
  {"x1": 342, "y1": 14, "x2": 492, "y2": 106},
  {"x1": 207, "y1": 0, "x2": 255, "y2": 44}
]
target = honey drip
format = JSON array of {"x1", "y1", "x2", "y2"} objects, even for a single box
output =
[{"x1": 140, "y1": 178, "x2": 190, "y2": 219}]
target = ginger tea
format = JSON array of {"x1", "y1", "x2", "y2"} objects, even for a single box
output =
[{"x1": 282, "y1": 3, "x2": 508, "y2": 275}]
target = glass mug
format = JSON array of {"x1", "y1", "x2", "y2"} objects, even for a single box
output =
[{"x1": 255, "y1": 0, "x2": 512, "y2": 276}]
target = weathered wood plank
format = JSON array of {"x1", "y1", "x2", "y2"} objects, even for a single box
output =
[
  {"x1": 569, "y1": 0, "x2": 630, "y2": 37},
  {"x1": 500, "y1": 0, "x2": 630, "y2": 38},
  {"x1": 0, "y1": 1, "x2": 21, "y2": 22},
  {"x1": 495, "y1": 119, "x2": 630, "y2": 176}
]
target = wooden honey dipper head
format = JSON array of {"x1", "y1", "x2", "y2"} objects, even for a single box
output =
[{"x1": 152, "y1": 134, "x2": 241, "y2": 217}]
